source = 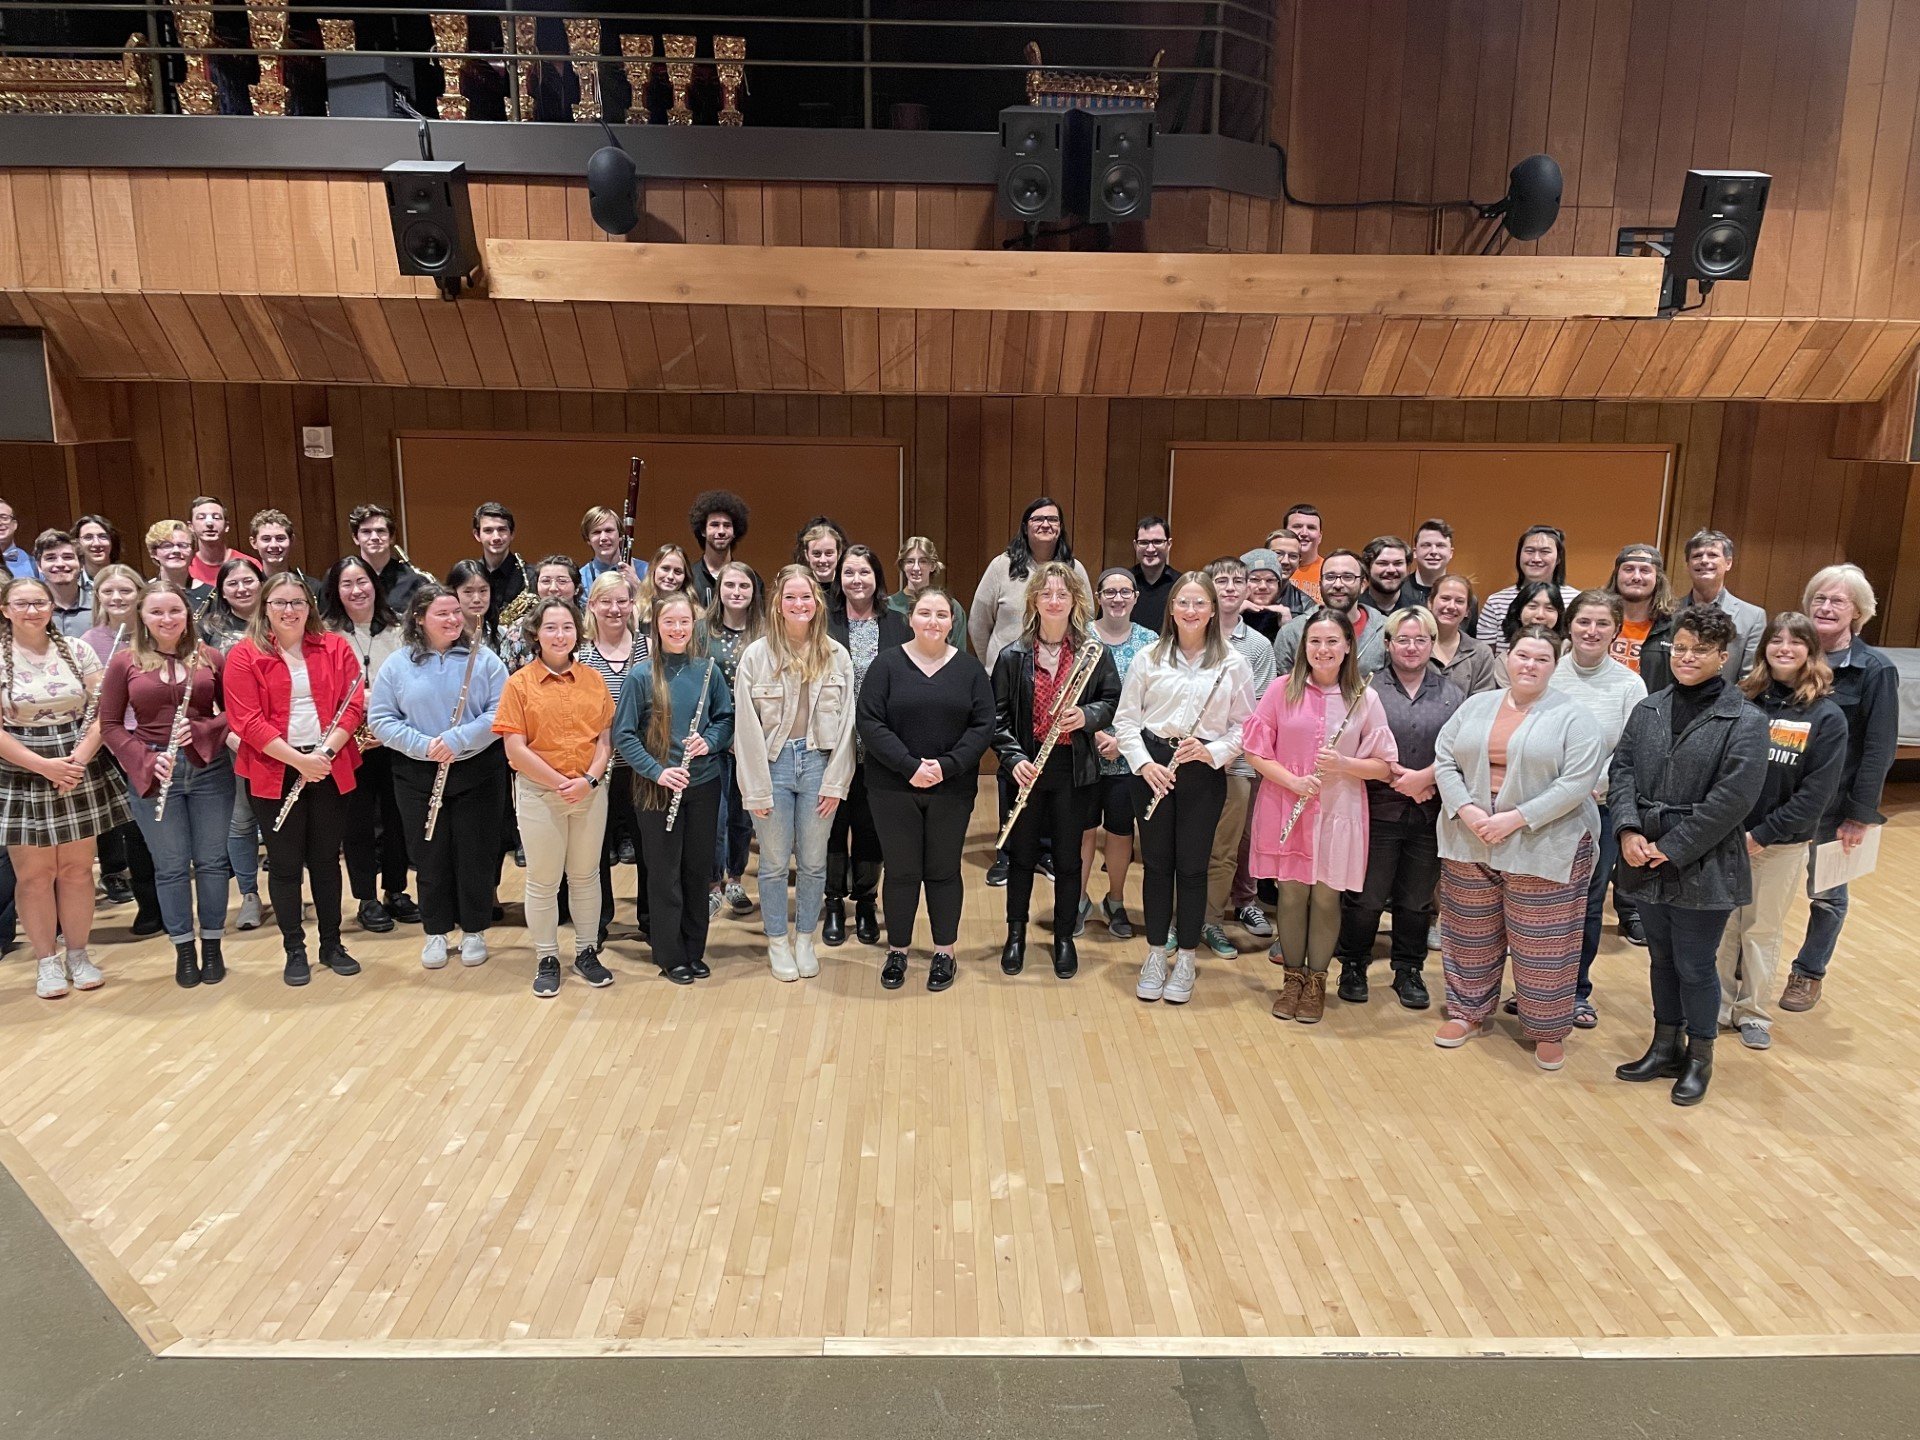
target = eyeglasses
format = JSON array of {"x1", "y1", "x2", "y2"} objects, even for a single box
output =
[
  {"x1": 1319, "y1": 572, "x2": 1362, "y2": 585},
  {"x1": 266, "y1": 598, "x2": 308, "y2": 611},
  {"x1": 8, "y1": 598, "x2": 50, "y2": 612},
  {"x1": 1027, "y1": 515, "x2": 1062, "y2": 528},
  {"x1": 1669, "y1": 644, "x2": 1723, "y2": 660},
  {"x1": 1099, "y1": 588, "x2": 1135, "y2": 599}
]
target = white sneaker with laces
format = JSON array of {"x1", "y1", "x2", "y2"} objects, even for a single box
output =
[
  {"x1": 35, "y1": 954, "x2": 68, "y2": 999},
  {"x1": 794, "y1": 930, "x2": 821, "y2": 978},
  {"x1": 708, "y1": 889, "x2": 724, "y2": 920},
  {"x1": 1136, "y1": 947, "x2": 1168, "y2": 1002},
  {"x1": 236, "y1": 892, "x2": 263, "y2": 930},
  {"x1": 459, "y1": 932, "x2": 489, "y2": 966},
  {"x1": 725, "y1": 882, "x2": 753, "y2": 914},
  {"x1": 1164, "y1": 949, "x2": 1197, "y2": 1004},
  {"x1": 421, "y1": 934, "x2": 449, "y2": 969},
  {"x1": 66, "y1": 950, "x2": 103, "y2": 990}
]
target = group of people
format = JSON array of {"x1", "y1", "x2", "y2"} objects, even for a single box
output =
[{"x1": 0, "y1": 490, "x2": 1898, "y2": 1104}]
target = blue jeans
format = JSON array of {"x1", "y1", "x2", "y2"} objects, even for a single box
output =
[
  {"x1": 711, "y1": 752, "x2": 753, "y2": 884},
  {"x1": 1637, "y1": 901, "x2": 1731, "y2": 1041},
  {"x1": 1793, "y1": 822, "x2": 1848, "y2": 979},
  {"x1": 128, "y1": 750, "x2": 236, "y2": 942},
  {"x1": 228, "y1": 772, "x2": 260, "y2": 897},
  {"x1": 752, "y1": 740, "x2": 831, "y2": 938},
  {"x1": 1577, "y1": 807, "x2": 1621, "y2": 1001}
]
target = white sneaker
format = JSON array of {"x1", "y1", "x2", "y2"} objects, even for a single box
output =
[
  {"x1": 768, "y1": 933, "x2": 799, "y2": 982},
  {"x1": 421, "y1": 934, "x2": 449, "y2": 970},
  {"x1": 35, "y1": 954, "x2": 68, "y2": 999},
  {"x1": 724, "y1": 882, "x2": 753, "y2": 914},
  {"x1": 1164, "y1": 949, "x2": 1197, "y2": 1004},
  {"x1": 459, "y1": 932, "x2": 489, "y2": 966},
  {"x1": 1136, "y1": 947, "x2": 1168, "y2": 1002},
  {"x1": 66, "y1": 951, "x2": 103, "y2": 991},
  {"x1": 236, "y1": 892, "x2": 263, "y2": 931},
  {"x1": 794, "y1": 930, "x2": 820, "y2": 978},
  {"x1": 708, "y1": 889, "x2": 724, "y2": 920}
]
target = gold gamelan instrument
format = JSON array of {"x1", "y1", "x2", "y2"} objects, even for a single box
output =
[
  {"x1": 995, "y1": 637, "x2": 1105, "y2": 850},
  {"x1": 1274, "y1": 676, "x2": 1375, "y2": 846},
  {"x1": 664, "y1": 658, "x2": 716, "y2": 832},
  {"x1": 423, "y1": 636, "x2": 484, "y2": 842},
  {"x1": 1140, "y1": 664, "x2": 1229, "y2": 822}
]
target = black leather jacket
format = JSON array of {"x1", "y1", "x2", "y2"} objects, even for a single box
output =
[{"x1": 989, "y1": 639, "x2": 1121, "y2": 789}]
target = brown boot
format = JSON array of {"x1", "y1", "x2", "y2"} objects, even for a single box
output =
[
  {"x1": 1271, "y1": 965, "x2": 1306, "y2": 1020},
  {"x1": 1778, "y1": 972, "x2": 1821, "y2": 1012},
  {"x1": 1296, "y1": 969, "x2": 1328, "y2": 1024}
]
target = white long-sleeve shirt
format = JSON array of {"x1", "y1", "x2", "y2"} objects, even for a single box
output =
[
  {"x1": 1113, "y1": 644, "x2": 1257, "y2": 773},
  {"x1": 1547, "y1": 651, "x2": 1645, "y2": 799}
]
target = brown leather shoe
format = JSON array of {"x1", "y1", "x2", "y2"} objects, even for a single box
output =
[
  {"x1": 1779, "y1": 973, "x2": 1821, "y2": 1012},
  {"x1": 1296, "y1": 969, "x2": 1328, "y2": 1024},
  {"x1": 1271, "y1": 966, "x2": 1306, "y2": 1020}
]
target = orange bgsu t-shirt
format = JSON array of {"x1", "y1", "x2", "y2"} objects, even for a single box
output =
[{"x1": 1610, "y1": 618, "x2": 1652, "y2": 673}]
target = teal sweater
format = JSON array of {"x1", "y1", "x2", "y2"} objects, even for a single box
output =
[{"x1": 613, "y1": 653, "x2": 734, "y2": 790}]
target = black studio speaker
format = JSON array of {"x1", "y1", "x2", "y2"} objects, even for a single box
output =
[
  {"x1": 1671, "y1": 169, "x2": 1771, "y2": 284},
  {"x1": 382, "y1": 160, "x2": 479, "y2": 295},
  {"x1": 996, "y1": 107, "x2": 1079, "y2": 223},
  {"x1": 1083, "y1": 111, "x2": 1155, "y2": 224}
]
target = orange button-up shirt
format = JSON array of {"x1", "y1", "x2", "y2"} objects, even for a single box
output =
[{"x1": 493, "y1": 660, "x2": 614, "y2": 777}]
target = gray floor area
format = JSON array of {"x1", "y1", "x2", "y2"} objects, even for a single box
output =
[{"x1": 5, "y1": 1163, "x2": 1918, "y2": 1440}]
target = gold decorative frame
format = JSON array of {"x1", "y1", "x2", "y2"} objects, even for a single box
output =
[
  {"x1": 316, "y1": 18, "x2": 355, "y2": 52},
  {"x1": 168, "y1": 2, "x2": 217, "y2": 115},
  {"x1": 429, "y1": 13, "x2": 468, "y2": 119},
  {"x1": 1023, "y1": 40, "x2": 1162, "y2": 108},
  {"x1": 714, "y1": 35, "x2": 745, "y2": 127},
  {"x1": 512, "y1": 16, "x2": 538, "y2": 122},
  {"x1": 246, "y1": 3, "x2": 289, "y2": 116},
  {"x1": 618, "y1": 34, "x2": 653, "y2": 123},
  {"x1": 663, "y1": 34, "x2": 694, "y2": 126},
  {"x1": 564, "y1": 18, "x2": 599, "y2": 123},
  {"x1": 0, "y1": 32, "x2": 151, "y2": 114}
]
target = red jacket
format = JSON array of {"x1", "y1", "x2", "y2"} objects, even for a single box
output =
[{"x1": 222, "y1": 631, "x2": 365, "y2": 800}]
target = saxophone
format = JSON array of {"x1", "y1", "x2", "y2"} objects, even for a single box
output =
[
  {"x1": 995, "y1": 637, "x2": 1104, "y2": 850},
  {"x1": 497, "y1": 554, "x2": 536, "y2": 631}
]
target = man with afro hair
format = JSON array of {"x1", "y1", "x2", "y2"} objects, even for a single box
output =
[{"x1": 686, "y1": 490, "x2": 750, "y2": 604}]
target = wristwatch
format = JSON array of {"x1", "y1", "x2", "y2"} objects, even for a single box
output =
[
  {"x1": 586, "y1": 771, "x2": 602, "y2": 789},
  {"x1": 318, "y1": 746, "x2": 335, "y2": 761}
]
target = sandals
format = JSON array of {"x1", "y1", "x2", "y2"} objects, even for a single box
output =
[{"x1": 1572, "y1": 999, "x2": 1599, "y2": 1029}]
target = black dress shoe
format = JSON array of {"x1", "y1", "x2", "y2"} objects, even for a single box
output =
[
  {"x1": 175, "y1": 941, "x2": 201, "y2": 989},
  {"x1": 357, "y1": 899, "x2": 395, "y2": 934},
  {"x1": 200, "y1": 938, "x2": 226, "y2": 985},
  {"x1": 1671, "y1": 1036, "x2": 1714, "y2": 1106},
  {"x1": 384, "y1": 891, "x2": 422, "y2": 925},
  {"x1": 102, "y1": 874, "x2": 134, "y2": 906},
  {"x1": 1337, "y1": 961, "x2": 1369, "y2": 1003},
  {"x1": 928, "y1": 952, "x2": 956, "y2": 992},
  {"x1": 1000, "y1": 923, "x2": 1027, "y2": 975},
  {"x1": 854, "y1": 901, "x2": 880, "y2": 946},
  {"x1": 1616, "y1": 1023, "x2": 1686, "y2": 1082},
  {"x1": 688, "y1": 957, "x2": 711, "y2": 979},
  {"x1": 822, "y1": 900, "x2": 848, "y2": 947},
  {"x1": 1390, "y1": 966, "x2": 1429, "y2": 1010},
  {"x1": 131, "y1": 910, "x2": 165, "y2": 937},
  {"x1": 1052, "y1": 936, "x2": 1078, "y2": 979},
  {"x1": 986, "y1": 857, "x2": 1010, "y2": 887},
  {"x1": 664, "y1": 962, "x2": 696, "y2": 985},
  {"x1": 881, "y1": 949, "x2": 908, "y2": 989},
  {"x1": 319, "y1": 943, "x2": 362, "y2": 976}
]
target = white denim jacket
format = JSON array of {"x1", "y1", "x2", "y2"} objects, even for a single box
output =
[{"x1": 731, "y1": 636, "x2": 857, "y2": 811}]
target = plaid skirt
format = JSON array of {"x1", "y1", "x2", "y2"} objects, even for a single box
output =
[{"x1": 0, "y1": 719, "x2": 134, "y2": 847}]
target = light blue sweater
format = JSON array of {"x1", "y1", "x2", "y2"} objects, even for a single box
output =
[{"x1": 368, "y1": 643, "x2": 508, "y2": 762}]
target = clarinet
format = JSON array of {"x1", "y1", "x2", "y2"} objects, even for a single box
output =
[
  {"x1": 621, "y1": 456, "x2": 643, "y2": 565},
  {"x1": 663, "y1": 658, "x2": 715, "y2": 833},
  {"x1": 1141, "y1": 665, "x2": 1230, "y2": 822},
  {"x1": 1275, "y1": 676, "x2": 1375, "y2": 846},
  {"x1": 423, "y1": 636, "x2": 483, "y2": 843},
  {"x1": 151, "y1": 652, "x2": 198, "y2": 823},
  {"x1": 273, "y1": 669, "x2": 364, "y2": 832}
]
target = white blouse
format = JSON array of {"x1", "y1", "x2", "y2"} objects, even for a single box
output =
[
  {"x1": 282, "y1": 646, "x2": 323, "y2": 747},
  {"x1": 1113, "y1": 644, "x2": 1257, "y2": 773}
]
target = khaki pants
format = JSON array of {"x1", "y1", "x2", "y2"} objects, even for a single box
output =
[
  {"x1": 1716, "y1": 840, "x2": 1807, "y2": 1030},
  {"x1": 1205, "y1": 773, "x2": 1252, "y2": 925},
  {"x1": 515, "y1": 775, "x2": 608, "y2": 959}
]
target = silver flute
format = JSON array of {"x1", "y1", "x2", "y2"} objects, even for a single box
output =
[
  {"x1": 664, "y1": 659, "x2": 715, "y2": 832},
  {"x1": 1141, "y1": 665, "x2": 1229, "y2": 822},
  {"x1": 423, "y1": 638, "x2": 483, "y2": 842},
  {"x1": 76, "y1": 623, "x2": 128, "y2": 732},
  {"x1": 273, "y1": 670, "x2": 364, "y2": 832},
  {"x1": 1274, "y1": 676, "x2": 1374, "y2": 846},
  {"x1": 152, "y1": 653, "x2": 198, "y2": 823}
]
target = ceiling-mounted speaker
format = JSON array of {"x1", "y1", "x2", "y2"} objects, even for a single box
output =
[
  {"x1": 1083, "y1": 111, "x2": 1155, "y2": 224},
  {"x1": 587, "y1": 144, "x2": 640, "y2": 236},
  {"x1": 996, "y1": 106, "x2": 1076, "y2": 223},
  {"x1": 1490, "y1": 154, "x2": 1563, "y2": 241},
  {"x1": 1671, "y1": 169, "x2": 1771, "y2": 284},
  {"x1": 382, "y1": 160, "x2": 478, "y2": 298}
]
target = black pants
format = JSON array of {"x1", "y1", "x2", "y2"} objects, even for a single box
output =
[
  {"x1": 1129, "y1": 734, "x2": 1227, "y2": 951},
  {"x1": 868, "y1": 786, "x2": 975, "y2": 949},
  {"x1": 637, "y1": 778, "x2": 720, "y2": 972},
  {"x1": 1638, "y1": 900, "x2": 1731, "y2": 1041},
  {"x1": 1004, "y1": 766, "x2": 1087, "y2": 935},
  {"x1": 825, "y1": 762, "x2": 881, "y2": 905},
  {"x1": 1333, "y1": 805, "x2": 1440, "y2": 971},
  {"x1": 390, "y1": 747, "x2": 507, "y2": 937},
  {"x1": 0, "y1": 846, "x2": 14, "y2": 951},
  {"x1": 595, "y1": 765, "x2": 643, "y2": 939},
  {"x1": 251, "y1": 775, "x2": 348, "y2": 953},
  {"x1": 343, "y1": 746, "x2": 410, "y2": 903}
]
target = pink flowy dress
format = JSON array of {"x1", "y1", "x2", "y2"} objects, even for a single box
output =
[{"x1": 1243, "y1": 680, "x2": 1396, "y2": 890}]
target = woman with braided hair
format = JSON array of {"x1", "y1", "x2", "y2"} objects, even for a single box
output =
[{"x1": 0, "y1": 575, "x2": 132, "y2": 999}]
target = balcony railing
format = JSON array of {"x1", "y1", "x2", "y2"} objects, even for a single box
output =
[{"x1": 0, "y1": 2, "x2": 1275, "y2": 140}]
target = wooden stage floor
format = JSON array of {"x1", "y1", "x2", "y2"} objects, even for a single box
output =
[{"x1": 2, "y1": 780, "x2": 1917, "y2": 1360}]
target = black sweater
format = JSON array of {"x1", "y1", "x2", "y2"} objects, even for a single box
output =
[
  {"x1": 1743, "y1": 684, "x2": 1849, "y2": 847},
  {"x1": 855, "y1": 645, "x2": 995, "y2": 797}
]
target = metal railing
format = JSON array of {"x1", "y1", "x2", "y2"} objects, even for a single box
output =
[{"x1": 0, "y1": 2, "x2": 1274, "y2": 139}]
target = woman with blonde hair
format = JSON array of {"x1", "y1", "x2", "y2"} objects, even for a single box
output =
[
  {"x1": 732, "y1": 564, "x2": 856, "y2": 981},
  {"x1": 576, "y1": 570, "x2": 645, "y2": 946},
  {"x1": 80, "y1": 562, "x2": 161, "y2": 930},
  {"x1": 891, "y1": 536, "x2": 964, "y2": 650},
  {"x1": 634, "y1": 543, "x2": 691, "y2": 634},
  {"x1": 705, "y1": 560, "x2": 764, "y2": 915}
]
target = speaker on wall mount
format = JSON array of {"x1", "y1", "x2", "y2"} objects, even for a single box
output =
[
  {"x1": 996, "y1": 106, "x2": 1080, "y2": 224},
  {"x1": 1671, "y1": 169, "x2": 1771, "y2": 285},
  {"x1": 382, "y1": 159, "x2": 479, "y2": 299},
  {"x1": 1083, "y1": 111, "x2": 1155, "y2": 224}
]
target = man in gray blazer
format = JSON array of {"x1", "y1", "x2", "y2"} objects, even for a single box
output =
[{"x1": 1684, "y1": 529, "x2": 1767, "y2": 679}]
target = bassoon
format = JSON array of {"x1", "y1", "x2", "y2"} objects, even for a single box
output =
[{"x1": 621, "y1": 456, "x2": 643, "y2": 565}]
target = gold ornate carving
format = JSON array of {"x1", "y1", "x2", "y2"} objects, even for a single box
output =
[
  {"x1": 168, "y1": 2, "x2": 217, "y2": 115},
  {"x1": 429, "y1": 13, "x2": 468, "y2": 120},
  {"x1": 618, "y1": 33, "x2": 653, "y2": 124},
  {"x1": 714, "y1": 35, "x2": 745, "y2": 127},
  {"x1": 663, "y1": 34, "x2": 695, "y2": 126},
  {"x1": 563, "y1": 18, "x2": 600, "y2": 123},
  {"x1": 512, "y1": 16, "x2": 539, "y2": 122},
  {"x1": 247, "y1": 3, "x2": 289, "y2": 117},
  {"x1": 1023, "y1": 41, "x2": 1162, "y2": 108},
  {"x1": 317, "y1": 17, "x2": 355, "y2": 52},
  {"x1": 0, "y1": 33, "x2": 152, "y2": 115}
]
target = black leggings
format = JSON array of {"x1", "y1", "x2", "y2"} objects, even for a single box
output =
[
  {"x1": 251, "y1": 775, "x2": 348, "y2": 953},
  {"x1": 637, "y1": 778, "x2": 720, "y2": 971},
  {"x1": 1128, "y1": 735, "x2": 1227, "y2": 951},
  {"x1": 867, "y1": 786, "x2": 975, "y2": 949},
  {"x1": 1004, "y1": 770, "x2": 1088, "y2": 935},
  {"x1": 344, "y1": 745, "x2": 410, "y2": 902},
  {"x1": 825, "y1": 762, "x2": 881, "y2": 904},
  {"x1": 390, "y1": 747, "x2": 507, "y2": 937}
]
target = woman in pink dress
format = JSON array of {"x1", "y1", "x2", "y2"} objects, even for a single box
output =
[{"x1": 1243, "y1": 609, "x2": 1396, "y2": 1024}]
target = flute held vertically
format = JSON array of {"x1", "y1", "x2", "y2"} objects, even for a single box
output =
[
  {"x1": 664, "y1": 658, "x2": 715, "y2": 833},
  {"x1": 423, "y1": 636, "x2": 483, "y2": 843},
  {"x1": 273, "y1": 670, "x2": 364, "y2": 833},
  {"x1": 1274, "y1": 676, "x2": 1374, "y2": 846},
  {"x1": 1141, "y1": 665, "x2": 1230, "y2": 822},
  {"x1": 996, "y1": 637, "x2": 1105, "y2": 850},
  {"x1": 77, "y1": 623, "x2": 128, "y2": 732},
  {"x1": 152, "y1": 653, "x2": 198, "y2": 823}
]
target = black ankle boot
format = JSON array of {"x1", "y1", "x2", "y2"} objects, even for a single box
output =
[
  {"x1": 1337, "y1": 960, "x2": 1369, "y2": 1003},
  {"x1": 1391, "y1": 965, "x2": 1429, "y2": 1010},
  {"x1": 1000, "y1": 923, "x2": 1027, "y2": 975},
  {"x1": 200, "y1": 937, "x2": 225, "y2": 985},
  {"x1": 174, "y1": 940, "x2": 201, "y2": 989},
  {"x1": 1052, "y1": 936, "x2": 1078, "y2": 979},
  {"x1": 855, "y1": 900, "x2": 880, "y2": 946},
  {"x1": 822, "y1": 899, "x2": 847, "y2": 947},
  {"x1": 1615, "y1": 1023, "x2": 1686, "y2": 1082},
  {"x1": 1671, "y1": 1035, "x2": 1714, "y2": 1106}
]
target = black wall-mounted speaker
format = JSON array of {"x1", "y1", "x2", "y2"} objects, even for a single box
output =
[
  {"x1": 996, "y1": 107, "x2": 1078, "y2": 223},
  {"x1": 382, "y1": 160, "x2": 479, "y2": 293},
  {"x1": 1083, "y1": 112, "x2": 1155, "y2": 224},
  {"x1": 1671, "y1": 169, "x2": 1771, "y2": 284}
]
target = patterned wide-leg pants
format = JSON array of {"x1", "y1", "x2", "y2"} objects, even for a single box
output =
[{"x1": 1439, "y1": 835, "x2": 1594, "y2": 1043}]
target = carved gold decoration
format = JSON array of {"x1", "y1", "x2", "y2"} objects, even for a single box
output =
[
  {"x1": 1023, "y1": 40, "x2": 1162, "y2": 109},
  {"x1": 0, "y1": 33, "x2": 152, "y2": 115},
  {"x1": 247, "y1": 3, "x2": 289, "y2": 117},
  {"x1": 512, "y1": 16, "x2": 539, "y2": 122},
  {"x1": 714, "y1": 35, "x2": 745, "y2": 127},
  {"x1": 564, "y1": 18, "x2": 600, "y2": 123},
  {"x1": 618, "y1": 33, "x2": 653, "y2": 124},
  {"x1": 317, "y1": 17, "x2": 355, "y2": 52},
  {"x1": 663, "y1": 34, "x2": 695, "y2": 126},
  {"x1": 429, "y1": 13, "x2": 468, "y2": 120},
  {"x1": 169, "y1": 2, "x2": 217, "y2": 115}
]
